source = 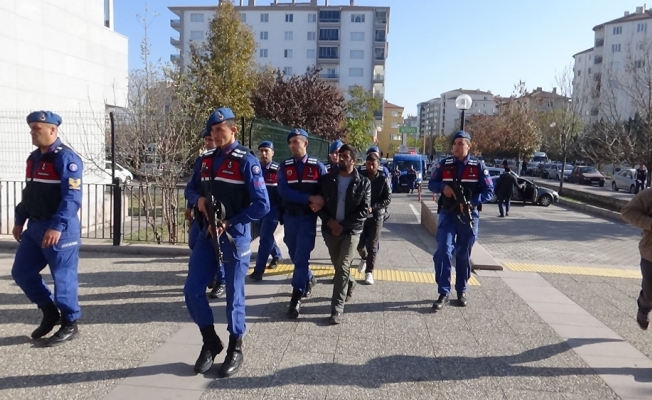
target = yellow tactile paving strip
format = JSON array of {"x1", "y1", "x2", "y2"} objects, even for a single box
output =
[
  {"x1": 503, "y1": 262, "x2": 641, "y2": 279},
  {"x1": 248, "y1": 264, "x2": 481, "y2": 286}
]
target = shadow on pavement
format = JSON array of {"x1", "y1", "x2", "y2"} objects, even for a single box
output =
[{"x1": 1, "y1": 339, "x2": 650, "y2": 390}]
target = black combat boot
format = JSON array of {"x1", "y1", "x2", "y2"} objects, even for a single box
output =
[
  {"x1": 303, "y1": 276, "x2": 317, "y2": 298},
  {"x1": 194, "y1": 325, "x2": 224, "y2": 374},
  {"x1": 288, "y1": 290, "x2": 302, "y2": 319},
  {"x1": 267, "y1": 257, "x2": 280, "y2": 269},
  {"x1": 44, "y1": 319, "x2": 79, "y2": 347},
  {"x1": 208, "y1": 283, "x2": 226, "y2": 299},
  {"x1": 457, "y1": 292, "x2": 468, "y2": 307},
  {"x1": 432, "y1": 294, "x2": 449, "y2": 311},
  {"x1": 218, "y1": 335, "x2": 244, "y2": 378},
  {"x1": 248, "y1": 271, "x2": 263, "y2": 282},
  {"x1": 31, "y1": 302, "x2": 61, "y2": 339},
  {"x1": 637, "y1": 295, "x2": 650, "y2": 330}
]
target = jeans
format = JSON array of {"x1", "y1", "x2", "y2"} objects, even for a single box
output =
[{"x1": 498, "y1": 198, "x2": 510, "y2": 215}]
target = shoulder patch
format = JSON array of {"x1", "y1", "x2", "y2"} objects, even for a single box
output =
[
  {"x1": 67, "y1": 163, "x2": 78, "y2": 172},
  {"x1": 68, "y1": 178, "x2": 81, "y2": 190},
  {"x1": 484, "y1": 169, "x2": 489, "y2": 176},
  {"x1": 252, "y1": 165, "x2": 261, "y2": 175}
]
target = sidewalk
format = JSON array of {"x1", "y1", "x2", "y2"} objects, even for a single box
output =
[{"x1": 0, "y1": 195, "x2": 650, "y2": 399}]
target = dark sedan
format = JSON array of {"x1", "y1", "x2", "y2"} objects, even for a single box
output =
[{"x1": 490, "y1": 176, "x2": 559, "y2": 207}]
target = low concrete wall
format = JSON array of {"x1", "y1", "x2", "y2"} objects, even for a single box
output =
[
  {"x1": 557, "y1": 198, "x2": 624, "y2": 224},
  {"x1": 534, "y1": 180, "x2": 628, "y2": 213},
  {"x1": 420, "y1": 200, "x2": 503, "y2": 271}
]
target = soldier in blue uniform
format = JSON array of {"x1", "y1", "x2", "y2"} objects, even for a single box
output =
[
  {"x1": 11, "y1": 111, "x2": 83, "y2": 346},
  {"x1": 428, "y1": 131, "x2": 493, "y2": 310},
  {"x1": 249, "y1": 140, "x2": 283, "y2": 281},
  {"x1": 277, "y1": 128, "x2": 327, "y2": 319},
  {"x1": 185, "y1": 129, "x2": 226, "y2": 298},
  {"x1": 326, "y1": 140, "x2": 342, "y2": 173},
  {"x1": 184, "y1": 107, "x2": 269, "y2": 377}
]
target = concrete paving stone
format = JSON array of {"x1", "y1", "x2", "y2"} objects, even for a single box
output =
[
  {"x1": 243, "y1": 332, "x2": 292, "y2": 351},
  {"x1": 437, "y1": 379, "x2": 503, "y2": 399},
  {"x1": 276, "y1": 351, "x2": 334, "y2": 371},
  {"x1": 293, "y1": 320, "x2": 341, "y2": 337},
  {"x1": 326, "y1": 383, "x2": 392, "y2": 400},
  {"x1": 568, "y1": 338, "x2": 650, "y2": 359},
  {"x1": 334, "y1": 337, "x2": 385, "y2": 358},
  {"x1": 548, "y1": 323, "x2": 624, "y2": 340},
  {"x1": 290, "y1": 334, "x2": 339, "y2": 355},
  {"x1": 263, "y1": 384, "x2": 329, "y2": 399},
  {"x1": 201, "y1": 368, "x2": 272, "y2": 399},
  {"x1": 383, "y1": 382, "x2": 443, "y2": 400},
  {"x1": 107, "y1": 385, "x2": 205, "y2": 400},
  {"x1": 503, "y1": 390, "x2": 568, "y2": 400},
  {"x1": 533, "y1": 312, "x2": 607, "y2": 328},
  {"x1": 525, "y1": 301, "x2": 591, "y2": 316},
  {"x1": 578, "y1": 354, "x2": 652, "y2": 399}
]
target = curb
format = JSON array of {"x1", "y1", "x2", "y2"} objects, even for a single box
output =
[{"x1": 557, "y1": 198, "x2": 625, "y2": 224}]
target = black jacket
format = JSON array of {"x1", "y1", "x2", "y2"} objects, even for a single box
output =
[
  {"x1": 317, "y1": 169, "x2": 371, "y2": 235},
  {"x1": 495, "y1": 172, "x2": 520, "y2": 200},
  {"x1": 360, "y1": 170, "x2": 391, "y2": 220}
]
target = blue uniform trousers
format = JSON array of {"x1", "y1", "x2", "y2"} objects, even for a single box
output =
[
  {"x1": 184, "y1": 229, "x2": 249, "y2": 337},
  {"x1": 254, "y1": 207, "x2": 282, "y2": 274},
  {"x1": 188, "y1": 220, "x2": 225, "y2": 285},
  {"x1": 11, "y1": 220, "x2": 82, "y2": 322},
  {"x1": 283, "y1": 213, "x2": 316, "y2": 294},
  {"x1": 433, "y1": 212, "x2": 479, "y2": 295}
]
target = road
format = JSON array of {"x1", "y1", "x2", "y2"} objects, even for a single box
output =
[
  {"x1": 528, "y1": 176, "x2": 636, "y2": 202},
  {"x1": 0, "y1": 194, "x2": 650, "y2": 400}
]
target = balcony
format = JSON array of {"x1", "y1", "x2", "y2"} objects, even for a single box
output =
[
  {"x1": 170, "y1": 54, "x2": 180, "y2": 64},
  {"x1": 171, "y1": 19, "x2": 181, "y2": 30},
  {"x1": 595, "y1": 38, "x2": 604, "y2": 47},
  {"x1": 373, "y1": 110, "x2": 383, "y2": 119},
  {"x1": 170, "y1": 37, "x2": 181, "y2": 47},
  {"x1": 318, "y1": 73, "x2": 339, "y2": 80},
  {"x1": 373, "y1": 74, "x2": 385, "y2": 82},
  {"x1": 594, "y1": 56, "x2": 603, "y2": 64}
]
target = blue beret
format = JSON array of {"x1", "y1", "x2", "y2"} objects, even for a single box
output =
[
  {"x1": 329, "y1": 140, "x2": 343, "y2": 153},
  {"x1": 367, "y1": 146, "x2": 380, "y2": 154},
  {"x1": 202, "y1": 127, "x2": 211, "y2": 137},
  {"x1": 287, "y1": 128, "x2": 309, "y2": 142},
  {"x1": 258, "y1": 140, "x2": 274, "y2": 150},
  {"x1": 26, "y1": 111, "x2": 62, "y2": 126},
  {"x1": 452, "y1": 130, "x2": 471, "y2": 142},
  {"x1": 206, "y1": 107, "x2": 236, "y2": 130}
]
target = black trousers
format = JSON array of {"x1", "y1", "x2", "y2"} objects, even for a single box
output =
[
  {"x1": 635, "y1": 181, "x2": 646, "y2": 194},
  {"x1": 640, "y1": 258, "x2": 652, "y2": 313},
  {"x1": 357, "y1": 218, "x2": 383, "y2": 273}
]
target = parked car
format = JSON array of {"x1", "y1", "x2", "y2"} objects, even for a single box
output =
[
  {"x1": 536, "y1": 163, "x2": 554, "y2": 179},
  {"x1": 548, "y1": 164, "x2": 574, "y2": 181},
  {"x1": 570, "y1": 166, "x2": 605, "y2": 187},
  {"x1": 490, "y1": 176, "x2": 558, "y2": 206},
  {"x1": 104, "y1": 161, "x2": 133, "y2": 184},
  {"x1": 611, "y1": 168, "x2": 637, "y2": 193}
]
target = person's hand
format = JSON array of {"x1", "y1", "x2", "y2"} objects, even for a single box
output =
[
  {"x1": 218, "y1": 220, "x2": 230, "y2": 236},
  {"x1": 41, "y1": 229, "x2": 61, "y2": 248},
  {"x1": 310, "y1": 202, "x2": 323, "y2": 212},
  {"x1": 197, "y1": 197, "x2": 208, "y2": 219},
  {"x1": 12, "y1": 225, "x2": 23, "y2": 242},
  {"x1": 184, "y1": 208, "x2": 192, "y2": 222},
  {"x1": 309, "y1": 195, "x2": 324, "y2": 207},
  {"x1": 442, "y1": 185, "x2": 456, "y2": 199},
  {"x1": 327, "y1": 219, "x2": 343, "y2": 236}
]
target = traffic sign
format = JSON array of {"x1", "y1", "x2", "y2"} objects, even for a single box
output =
[
  {"x1": 398, "y1": 126, "x2": 418, "y2": 134},
  {"x1": 435, "y1": 144, "x2": 443, "y2": 152}
]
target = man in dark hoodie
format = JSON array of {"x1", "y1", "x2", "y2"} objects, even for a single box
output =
[{"x1": 494, "y1": 167, "x2": 521, "y2": 217}]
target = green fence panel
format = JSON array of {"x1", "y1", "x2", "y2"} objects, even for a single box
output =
[{"x1": 246, "y1": 118, "x2": 329, "y2": 163}]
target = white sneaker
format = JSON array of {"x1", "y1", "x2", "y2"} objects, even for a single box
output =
[
  {"x1": 357, "y1": 258, "x2": 366, "y2": 273},
  {"x1": 365, "y1": 272, "x2": 374, "y2": 285}
]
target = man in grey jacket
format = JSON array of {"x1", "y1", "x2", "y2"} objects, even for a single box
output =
[{"x1": 315, "y1": 144, "x2": 371, "y2": 324}]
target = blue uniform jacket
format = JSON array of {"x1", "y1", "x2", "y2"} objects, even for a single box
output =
[
  {"x1": 428, "y1": 155, "x2": 494, "y2": 207},
  {"x1": 277, "y1": 154, "x2": 327, "y2": 205},
  {"x1": 16, "y1": 138, "x2": 83, "y2": 232},
  {"x1": 184, "y1": 141, "x2": 269, "y2": 230}
]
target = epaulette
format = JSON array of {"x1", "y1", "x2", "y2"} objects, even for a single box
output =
[
  {"x1": 202, "y1": 148, "x2": 217, "y2": 157},
  {"x1": 444, "y1": 158, "x2": 455, "y2": 164},
  {"x1": 228, "y1": 145, "x2": 249, "y2": 160},
  {"x1": 284, "y1": 158, "x2": 295, "y2": 165},
  {"x1": 468, "y1": 159, "x2": 479, "y2": 165},
  {"x1": 269, "y1": 161, "x2": 280, "y2": 171},
  {"x1": 306, "y1": 157, "x2": 318, "y2": 165},
  {"x1": 359, "y1": 165, "x2": 367, "y2": 171}
]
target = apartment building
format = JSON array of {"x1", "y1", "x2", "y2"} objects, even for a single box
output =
[
  {"x1": 417, "y1": 98, "x2": 440, "y2": 139},
  {"x1": 439, "y1": 89, "x2": 497, "y2": 136},
  {"x1": 573, "y1": 5, "x2": 652, "y2": 123},
  {"x1": 169, "y1": 0, "x2": 390, "y2": 120},
  {"x1": 377, "y1": 101, "x2": 403, "y2": 157}
]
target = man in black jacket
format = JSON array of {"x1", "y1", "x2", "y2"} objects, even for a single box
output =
[
  {"x1": 315, "y1": 144, "x2": 371, "y2": 324},
  {"x1": 494, "y1": 167, "x2": 521, "y2": 217},
  {"x1": 357, "y1": 153, "x2": 391, "y2": 285},
  {"x1": 636, "y1": 164, "x2": 647, "y2": 194}
]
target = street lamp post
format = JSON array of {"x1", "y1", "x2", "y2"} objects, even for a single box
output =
[{"x1": 455, "y1": 94, "x2": 473, "y2": 131}]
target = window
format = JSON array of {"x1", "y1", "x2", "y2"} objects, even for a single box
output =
[
  {"x1": 374, "y1": 47, "x2": 385, "y2": 59},
  {"x1": 375, "y1": 30, "x2": 386, "y2": 42},
  {"x1": 391, "y1": 110, "x2": 398, "y2": 117},
  {"x1": 190, "y1": 13, "x2": 204, "y2": 22},
  {"x1": 319, "y1": 10, "x2": 341, "y2": 22},
  {"x1": 308, "y1": 14, "x2": 316, "y2": 23},
  {"x1": 323, "y1": 68, "x2": 337, "y2": 78},
  {"x1": 351, "y1": 14, "x2": 365, "y2": 23},
  {"x1": 613, "y1": 26, "x2": 622, "y2": 35},
  {"x1": 104, "y1": 0, "x2": 110, "y2": 27},
  {"x1": 350, "y1": 50, "x2": 364, "y2": 59},
  {"x1": 285, "y1": 31, "x2": 293, "y2": 40},
  {"x1": 638, "y1": 23, "x2": 648, "y2": 32},
  {"x1": 577, "y1": 70, "x2": 581, "y2": 76},
  {"x1": 349, "y1": 67, "x2": 363, "y2": 77},
  {"x1": 285, "y1": 14, "x2": 293, "y2": 22},
  {"x1": 391, "y1": 122, "x2": 399, "y2": 128},
  {"x1": 318, "y1": 46, "x2": 338, "y2": 59},
  {"x1": 375, "y1": 10, "x2": 387, "y2": 23},
  {"x1": 307, "y1": 49, "x2": 316, "y2": 58},
  {"x1": 350, "y1": 32, "x2": 365, "y2": 41},
  {"x1": 240, "y1": 13, "x2": 246, "y2": 22},
  {"x1": 307, "y1": 32, "x2": 316, "y2": 40},
  {"x1": 635, "y1": 60, "x2": 646, "y2": 68},
  {"x1": 283, "y1": 67, "x2": 292, "y2": 75},
  {"x1": 261, "y1": 13, "x2": 269, "y2": 22},
  {"x1": 319, "y1": 28, "x2": 339, "y2": 41},
  {"x1": 390, "y1": 134, "x2": 401, "y2": 141},
  {"x1": 612, "y1": 43, "x2": 621, "y2": 52},
  {"x1": 259, "y1": 49, "x2": 268, "y2": 58},
  {"x1": 284, "y1": 49, "x2": 293, "y2": 58},
  {"x1": 260, "y1": 31, "x2": 268, "y2": 40},
  {"x1": 190, "y1": 30, "x2": 204, "y2": 40}
]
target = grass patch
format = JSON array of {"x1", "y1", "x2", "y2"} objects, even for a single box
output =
[{"x1": 560, "y1": 196, "x2": 582, "y2": 204}]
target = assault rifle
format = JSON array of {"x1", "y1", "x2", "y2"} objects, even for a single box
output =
[
  {"x1": 194, "y1": 194, "x2": 234, "y2": 265},
  {"x1": 438, "y1": 183, "x2": 474, "y2": 228}
]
